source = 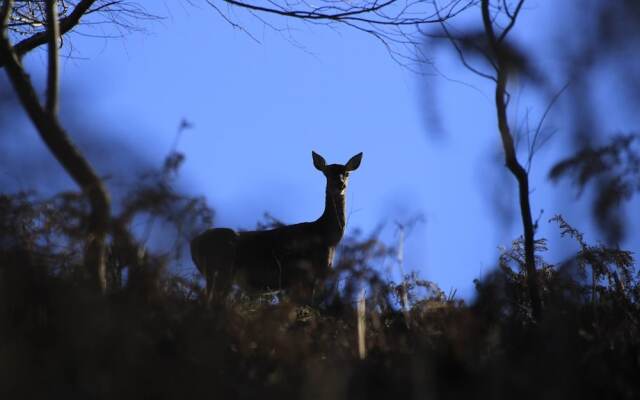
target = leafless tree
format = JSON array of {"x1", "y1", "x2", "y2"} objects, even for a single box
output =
[
  {"x1": 1, "y1": 0, "x2": 111, "y2": 292},
  {"x1": 430, "y1": 0, "x2": 542, "y2": 319},
  {"x1": 479, "y1": 0, "x2": 541, "y2": 320}
]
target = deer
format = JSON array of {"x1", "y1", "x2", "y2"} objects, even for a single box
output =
[{"x1": 190, "y1": 151, "x2": 363, "y2": 304}]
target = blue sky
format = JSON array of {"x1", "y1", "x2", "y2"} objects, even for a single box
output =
[{"x1": 7, "y1": 1, "x2": 639, "y2": 299}]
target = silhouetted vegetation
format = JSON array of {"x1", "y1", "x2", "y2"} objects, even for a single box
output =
[
  {"x1": 550, "y1": 134, "x2": 640, "y2": 244},
  {"x1": 1, "y1": 157, "x2": 638, "y2": 399}
]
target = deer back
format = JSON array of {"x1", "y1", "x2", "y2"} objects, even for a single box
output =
[{"x1": 234, "y1": 222, "x2": 334, "y2": 291}]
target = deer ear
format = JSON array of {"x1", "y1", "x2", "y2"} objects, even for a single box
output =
[
  {"x1": 345, "y1": 152, "x2": 363, "y2": 171},
  {"x1": 312, "y1": 151, "x2": 326, "y2": 171}
]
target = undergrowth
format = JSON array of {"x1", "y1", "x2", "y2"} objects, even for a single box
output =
[{"x1": 0, "y1": 157, "x2": 638, "y2": 399}]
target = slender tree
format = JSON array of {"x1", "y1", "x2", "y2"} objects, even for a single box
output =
[
  {"x1": 479, "y1": 0, "x2": 541, "y2": 320},
  {"x1": 478, "y1": 0, "x2": 541, "y2": 319},
  {"x1": 1, "y1": 0, "x2": 111, "y2": 292},
  {"x1": 432, "y1": 0, "x2": 542, "y2": 319}
]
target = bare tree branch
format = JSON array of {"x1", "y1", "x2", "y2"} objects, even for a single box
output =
[
  {"x1": 220, "y1": 0, "x2": 398, "y2": 21},
  {"x1": 205, "y1": 0, "x2": 477, "y2": 67},
  {"x1": 526, "y1": 80, "x2": 569, "y2": 172},
  {"x1": 1, "y1": 0, "x2": 475, "y2": 71},
  {"x1": 498, "y1": 0, "x2": 523, "y2": 43},
  {"x1": 435, "y1": 19, "x2": 496, "y2": 81},
  {"x1": 1, "y1": 1, "x2": 158, "y2": 67},
  {"x1": 1, "y1": 0, "x2": 97, "y2": 66}
]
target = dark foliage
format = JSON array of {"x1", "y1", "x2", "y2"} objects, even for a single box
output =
[
  {"x1": 550, "y1": 134, "x2": 640, "y2": 243},
  {"x1": 1, "y1": 163, "x2": 639, "y2": 399},
  {"x1": 546, "y1": 1, "x2": 640, "y2": 244}
]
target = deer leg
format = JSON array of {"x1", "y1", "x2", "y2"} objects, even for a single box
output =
[
  {"x1": 214, "y1": 265, "x2": 234, "y2": 302},
  {"x1": 211, "y1": 254, "x2": 237, "y2": 304},
  {"x1": 193, "y1": 228, "x2": 238, "y2": 305},
  {"x1": 205, "y1": 270, "x2": 216, "y2": 305}
]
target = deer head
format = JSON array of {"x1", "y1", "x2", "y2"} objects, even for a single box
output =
[{"x1": 312, "y1": 151, "x2": 362, "y2": 196}]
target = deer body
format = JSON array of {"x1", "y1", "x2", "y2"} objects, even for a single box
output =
[{"x1": 190, "y1": 151, "x2": 362, "y2": 303}]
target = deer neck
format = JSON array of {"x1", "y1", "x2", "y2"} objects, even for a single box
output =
[{"x1": 317, "y1": 189, "x2": 346, "y2": 244}]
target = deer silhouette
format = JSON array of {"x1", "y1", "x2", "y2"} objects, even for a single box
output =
[{"x1": 190, "y1": 151, "x2": 363, "y2": 303}]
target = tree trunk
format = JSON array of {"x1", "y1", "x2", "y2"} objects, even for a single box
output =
[
  {"x1": 1, "y1": 1, "x2": 110, "y2": 292},
  {"x1": 481, "y1": 0, "x2": 542, "y2": 320}
]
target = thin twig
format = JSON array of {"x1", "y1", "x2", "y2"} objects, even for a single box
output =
[
  {"x1": 437, "y1": 18, "x2": 496, "y2": 81},
  {"x1": 526, "y1": 80, "x2": 570, "y2": 172},
  {"x1": 498, "y1": 0, "x2": 523, "y2": 43},
  {"x1": 45, "y1": 0, "x2": 60, "y2": 114}
]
